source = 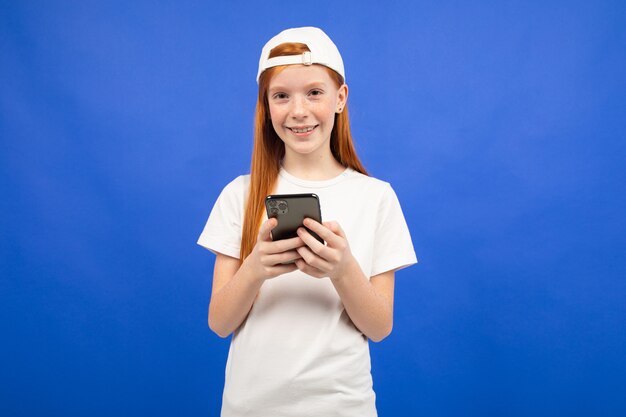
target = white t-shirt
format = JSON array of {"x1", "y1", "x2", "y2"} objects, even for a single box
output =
[{"x1": 198, "y1": 167, "x2": 417, "y2": 417}]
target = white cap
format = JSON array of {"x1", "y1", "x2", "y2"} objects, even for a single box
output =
[{"x1": 256, "y1": 27, "x2": 345, "y2": 84}]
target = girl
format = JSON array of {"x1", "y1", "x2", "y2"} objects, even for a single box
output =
[{"x1": 198, "y1": 27, "x2": 417, "y2": 417}]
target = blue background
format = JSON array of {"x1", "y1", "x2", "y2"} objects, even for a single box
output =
[{"x1": 2, "y1": 1, "x2": 625, "y2": 416}]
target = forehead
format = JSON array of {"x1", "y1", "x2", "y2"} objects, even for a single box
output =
[{"x1": 268, "y1": 64, "x2": 335, "y2": 91}]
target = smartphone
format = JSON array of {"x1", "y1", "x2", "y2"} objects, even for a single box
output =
[{"x1": 265, "y1": 193, "x2": 323, "y2": 243}]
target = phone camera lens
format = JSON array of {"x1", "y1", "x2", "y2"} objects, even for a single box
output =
[
  {"x1": 269, "y1": 200, "x2": 277, "y2": 208},
  {"x1": 270, "y1": 208, "x2": 278, "y2": 215},
  {"x1": 278, "y1": 202, "x2": 287, "y2": 210}
]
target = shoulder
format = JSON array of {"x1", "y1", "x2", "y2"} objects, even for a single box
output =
[
  {"x1": 222, "y1": 174, "x2": 250, "y2": 192},
  {"x1": 218, "y1": 174, "x2": 250, "y2": 198},
  {"x1": 346, "y1": 170, "x2": 395, "y2": 197},
  {"x1": 212, "y1": 174, "x2": 251, "y2": 211},
  {"x1": 344, "y1": 171, "x2": 407, "y2": 217}
]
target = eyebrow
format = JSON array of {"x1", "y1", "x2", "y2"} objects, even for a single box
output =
[{"x1": 268, "y1": 81, "x2": 328, "y2": 93}]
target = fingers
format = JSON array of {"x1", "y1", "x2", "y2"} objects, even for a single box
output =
[
  {"x1": 264, "y1": 250, "x2": 302, "y2": 265},
  {"x1": 297, "y1": 246, "x2": 332, "y2": 271},
  {"x1": 258, "y1": 218, "x2": 277, "y2": 242},
  {"x1": 271, "y1": 235, "x2": 305, "y2": 252},
  {"x1": 294, "y1": 258, "x2": 327, "y2": 278},
  {"x1": 256, "y1": 218, "x2": 349, "y2": 282},
  {"x1": 258, "y1": 219, "x2": 305, "y2": 252},
  {"x1": 302, "y1": 218, "x2": 343, "y2": 246},
  {"x1": 255, "y1": 232, "x2": 304, "y2": 271},
  {"x1": 323, "y1": 221, "x2": 346, "y2": 238},
  {"x1": 268, "y1": 262, "x2": 299, "y2": 277}
]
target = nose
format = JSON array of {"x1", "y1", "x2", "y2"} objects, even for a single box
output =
[{"x1": 290, "y1": 95, "x2": 308, "y2": 119}]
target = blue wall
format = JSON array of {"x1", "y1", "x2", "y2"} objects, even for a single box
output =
[{"x1": 2, "y1": 1, "x2": 625, "y2": 415}]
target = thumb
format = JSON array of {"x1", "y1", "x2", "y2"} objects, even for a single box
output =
[{"x1": 258, "y1": 218, "x2": 278, "y2": 242}]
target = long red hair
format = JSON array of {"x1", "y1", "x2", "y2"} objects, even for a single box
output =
[{"x1": 239, "y1": 42, "x2": 368, "y2": 260}]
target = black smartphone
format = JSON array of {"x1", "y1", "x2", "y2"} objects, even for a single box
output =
[{"x1": 265, "y1": 193, "x2": 323, "y2": 243}]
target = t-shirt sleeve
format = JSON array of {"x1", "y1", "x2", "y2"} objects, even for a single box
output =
[
  {"x1": 197, "y1": 176, "x2": 246, "y2": 259},
  {"x1": 370, "y1": 183, "x2": 418, "y2": 277}
]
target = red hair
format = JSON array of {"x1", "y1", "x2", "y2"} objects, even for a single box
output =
[{"x1": 239, "y1": 43, "x2": 368, "y2": 260}]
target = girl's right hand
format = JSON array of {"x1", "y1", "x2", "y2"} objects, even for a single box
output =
[{"x1": 242, "y1": 218, "x2": 304, "y2": 281}]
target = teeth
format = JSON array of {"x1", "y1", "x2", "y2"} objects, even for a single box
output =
[{"x1": 291, "y1": 126, "x2": 315, "y2": 133}]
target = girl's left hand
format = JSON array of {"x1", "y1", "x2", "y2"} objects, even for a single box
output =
[{"x1": 295, "y1": 218, "x2": 356, "y2": 281}]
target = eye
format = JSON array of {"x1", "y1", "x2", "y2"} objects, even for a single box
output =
[
  {"x1": 309, "y1": 89, "x2": 323, "y2": 97},
  {"x1": 272, "y1": 92, "x2": 288, "y2": 100}
]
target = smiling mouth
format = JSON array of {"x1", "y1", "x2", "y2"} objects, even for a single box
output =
[{"x1": 287, "y1": 125, "x2": 318, "y2": 134}]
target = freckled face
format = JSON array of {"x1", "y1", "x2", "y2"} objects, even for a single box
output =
[{"x1": 267, "y1": 64, "x2": 347, "y2": 158}]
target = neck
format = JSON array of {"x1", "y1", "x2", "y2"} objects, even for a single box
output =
[{"x1": 282, "y1": 150, "x2": 345, "y2": 180}]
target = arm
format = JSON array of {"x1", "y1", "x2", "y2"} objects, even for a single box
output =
[
  {"x1": 330, "y1": 263, "x2": 395, "y2": 342},
  {"x1": 295, "y1": 219, "x2": 395, "y2": 342},
  {"x1": 208, "y1": 218, "x2": 304, "y2": 338},
  {"x1": 208, "y1": 253, "x2": 262, "y2": 338}
]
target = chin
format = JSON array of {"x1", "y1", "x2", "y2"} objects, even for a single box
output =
[
  {"x1": 289, "y1": 147, "x2": 316, "y2": 155},
  {"x1": 285, "y1": 138, "x2": 314, "y2": 148}
]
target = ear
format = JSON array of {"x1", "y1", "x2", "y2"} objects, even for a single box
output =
[{"x1": 336, "y1": 84, "x2": 348, "y2": 113}]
